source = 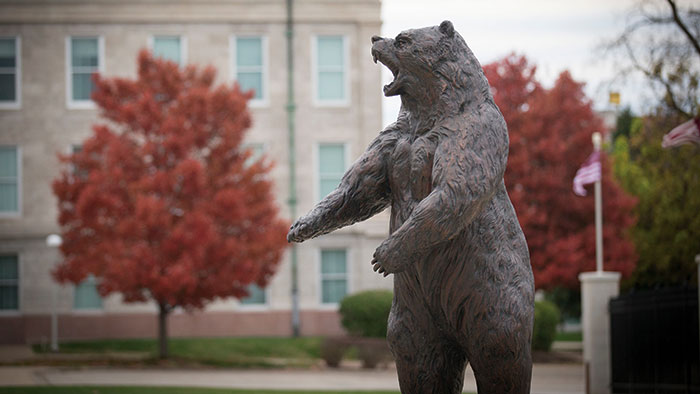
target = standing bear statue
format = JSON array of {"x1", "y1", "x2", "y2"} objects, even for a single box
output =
[{"x1": 287, "y1": 20, "x2": 535, "y2": 394}]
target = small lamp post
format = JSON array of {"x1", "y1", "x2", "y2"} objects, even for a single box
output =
[{"x1": 45, "y1": 234, "x2": 62, "y2": 352}]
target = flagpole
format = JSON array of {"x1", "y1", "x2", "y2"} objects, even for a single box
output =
[{"x1": 592, "y1": 132, "x2": 603, "y2": 273}]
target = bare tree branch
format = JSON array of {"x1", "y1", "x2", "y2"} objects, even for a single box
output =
[
  {"x1": 601, "y1": 0, "x2": 700, "y2": 117},
  {"x1": 667, "y1": 0, "x2": 700, "y2": 58},
  {"x1": 622, "y1": 35, "x2": 693, "y2": 118}
]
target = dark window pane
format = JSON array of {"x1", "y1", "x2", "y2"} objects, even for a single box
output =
[
  {"x1": 0, "y1": 255, "x2": 18, "y2": 280},
  {"x1": 71, "y1": 38, "x2": 98, "y2": 67},
  {"x1": 236, "y1": 37, "x2": 262, "y2": 67},
  {"x1": 0, "y1": 285, "x2": 18, "y2": 310},
  {"x1": 240, "y1": 284, "x2": 266, "y2": 305},
  {"x1": 73, "y1": 276, "x2": 102, "y2": 309},
  {"x1": 237, "y1": 72, "x2": 262, "y2": 100},
  {"x1": 153, "y1": 36, "x2": 181, "y2": 65},
  {"x1": 0, "y1": 73, "x2": 15, "y2": 101},
  {"x1": 72, "y1": 73, "x2": 94, "y2": 101},
  {"x1": 0, "y1": 38, "x2": 16, "y2": 68}
]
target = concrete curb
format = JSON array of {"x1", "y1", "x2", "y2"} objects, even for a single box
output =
[{"x1": 0, "y1": 363, "x2": 584, "y2": 394}]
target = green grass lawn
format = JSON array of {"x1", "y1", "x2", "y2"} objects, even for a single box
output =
[
  {"x1": 554, "y1": 331, "x2": 582, "y2": 342},
  {"x1": 0, "y1": 388, "x2": 400, "y2": 394},
  {"x1": 32, "y1": 337, "x2": 322, "y2": 368}
]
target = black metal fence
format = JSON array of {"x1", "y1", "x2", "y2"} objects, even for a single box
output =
[{"x1": 610, "y1": 287, "x2": 700, "y2": 393}]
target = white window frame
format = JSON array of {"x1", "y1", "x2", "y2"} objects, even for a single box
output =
[
  {"x1": 317, "y1": 247, "x2": 351, "y2": 307},
  {"x1": 148, "y1": 35, "x2": 187, "y2": 66},
  {"x1": 229, "y1": 35, "x2": 269, "y2": 108},
  {"x1": 312, "y1": 34, "x2": 350, "y2": 107},
  {"x1": 0, "y1": 145, "x2": 21, "y2": 218},
  {"x1": 66, "y1": 35, "x2": 104, "y2": 110},
  {"x1": 0, "y1": 253, "x2": 20, "y2": 314},
  {"x1": 314, "y1": 142, "x2": 350, "y2": 202},
  {"x1": 0, "y1": 36, "x2": 21, "y2": 110}
]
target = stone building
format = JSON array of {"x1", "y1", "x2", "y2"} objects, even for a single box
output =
[{"x1": 0, "y1": 0, "x2": 390, "y2": 344}]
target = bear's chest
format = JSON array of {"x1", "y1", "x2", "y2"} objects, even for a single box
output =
[{"x1": 390, "y1": 136, "x2": 436, "y2": 203}]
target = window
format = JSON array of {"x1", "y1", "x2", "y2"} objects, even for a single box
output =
[
  {"x1": 0, "y1": 146, "x2": 19, "y2": 215},
  {"x1": 320, "y1": 249, "x2": 347, "y2": 304},
  {"x1": 67, "y1": 36, "x2": 103, "y2": 108},
  {"x1": 70, "y1": 145, "x2": 88, "y2": 179},
  {"x1": 152, "y1": 36, "x2": 184, "y2": 65},
  {"x1": 318, "y1": 144, "x2": 345, "y2": 199},
  {"x1": 315, "y1": 35, "x2": 347, "y2": 104},
  {"x1": 73, "y1": 275, "x2": 102, "y2": 310},
  {"x1": 231, "y1": 36, "x2": 266, "y2": 103},
  {"x1": 240, "y1": 284, "x2": 266, "y2": 305},
  {"x1": 244, "y1": 143, "x2": 264, "y2": 166},
  {"x1": 0, "y1": 36, "x2": 20, "y2": 108},
  {"x1": 0, "y1": 254, "x2": 18, "y2": 311}
]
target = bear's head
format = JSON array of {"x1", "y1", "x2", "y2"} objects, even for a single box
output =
[{"x1": 371, "y1": 21, "x2": 488, "y2": 108}]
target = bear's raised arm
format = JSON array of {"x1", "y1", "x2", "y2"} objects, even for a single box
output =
[
  {"x1": 287, "y1": 129, "x2": 398, "y2": 243},
  {"x1": 372, "y1": 119, "x2": 508, "y2": 273}
]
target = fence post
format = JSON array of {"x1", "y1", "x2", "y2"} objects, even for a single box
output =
[
  {"x1": 579, "y1": 271, "x2": 621, "y2": 394},
  {"x1": 696, "y1": 254, "x2": 700, "y2": 360}
]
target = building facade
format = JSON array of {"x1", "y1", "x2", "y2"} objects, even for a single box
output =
[{"x1": 0, "y1": 0, "x2": 390, "y2": 344}]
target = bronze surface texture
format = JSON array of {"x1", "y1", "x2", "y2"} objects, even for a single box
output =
[{"x1": 288, "y1": 21, "x2": 535, "y2": 394}]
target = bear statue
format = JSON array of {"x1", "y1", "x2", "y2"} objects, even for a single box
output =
[{"x1": 287, "y1": 20, "x2": 534, "y2": 394}]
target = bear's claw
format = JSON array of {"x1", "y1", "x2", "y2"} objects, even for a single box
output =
[
  {"x1": 371, "y1": 258, "x2": 389, "y2": 277},
  {"x1": 287, "y1": 220, "x2": 308, "y2": 243}
]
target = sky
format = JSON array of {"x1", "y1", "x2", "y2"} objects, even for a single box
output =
[{"x1": 379, "y1": 0, "x2": 647, "y2": 126}]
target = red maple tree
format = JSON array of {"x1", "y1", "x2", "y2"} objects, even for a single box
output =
[
  {"x1": 52, "y1": 51, "x2": 289, "y2": 357},
  {"x1": 484, "y1": 54, "x2": 637, "y2": 290}
]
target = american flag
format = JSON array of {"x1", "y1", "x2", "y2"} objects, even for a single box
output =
[
  {"x1": 573, "y1": 151, "x2": 601, "y2": 196},
  {"x1": 662, "y1": 117, "x2": 700, "y2": 148}
]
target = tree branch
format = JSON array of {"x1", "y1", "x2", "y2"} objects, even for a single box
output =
[
  {"x1": 643, "y1": 67, "x2": 692, "y2": 118},
  {"x1": 667, "y1": 0, "x2": 700, "y2": 58},
  {"x1": 656, "y1": 75, "x2": 693, "y2": 118},
  {"x1": 623, "y1": 37, "x2": 693, "y2": 118}
]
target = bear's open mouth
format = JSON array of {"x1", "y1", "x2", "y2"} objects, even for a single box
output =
[{"x1": 372, "y1": 49, "x2": 401, "y2": 96}]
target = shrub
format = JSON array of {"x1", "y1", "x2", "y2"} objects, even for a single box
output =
[
  {"x1": 544, "y1": 286, "x2": 580, "y2": 323},
  {"x1": 355, "y1": 337, "x2": 391, "y2": 369},
  {"x1": 532, "y1": 300, "x2": 560, "y2": 351},
  {"x1": 320, "y1": 337, "x2": 349, "y2": 368},
  {"x1": 339, "y1": 290, "x2": 393, "y2": 338}
]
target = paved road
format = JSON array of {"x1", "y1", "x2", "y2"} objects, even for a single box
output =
[{"x1": 0, "y1": 363, "x2": 584, "y2": 393}]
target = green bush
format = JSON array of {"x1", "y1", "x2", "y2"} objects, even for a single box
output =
[
  {"x1": 544, "y1": 286, "x2": 580, "y2": 323},
  {"x1": 532, "y1": 300, "x2": 561, "y2": 351},
  {"x1": 339, "y1": 290, "x2": 393, "y2": 338}
]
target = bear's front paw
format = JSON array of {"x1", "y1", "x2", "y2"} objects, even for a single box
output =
[
  {"x1": 287, "y1": 218, "x2": 313, "y2": 243},
  {"x1": 371, "y1": 240, "x2": 407, "y2": 276}
]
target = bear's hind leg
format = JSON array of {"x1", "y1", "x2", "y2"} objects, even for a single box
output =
[
  {"x1": 467, "y1": 326, "x2": 532, "y2": 394},
  {"x1": 388, "y1": 309, "x2": 468, "y2": 394}
]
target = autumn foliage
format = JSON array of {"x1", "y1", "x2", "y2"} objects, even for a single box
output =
[
  {"x1": 52, "y1": 51, "x2": 289, "y2": 355},
  {"x1": 484, "y1": 54, "x2": 638, "y2": 290}
]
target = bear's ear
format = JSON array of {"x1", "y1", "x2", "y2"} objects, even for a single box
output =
[{"x1": 439, "y1": 20, "x2": 454, "y2": 38}]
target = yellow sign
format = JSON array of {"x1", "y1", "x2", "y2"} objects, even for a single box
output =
[{"x1": 609, "y1": 92, "x2": 620, "y2": 105}]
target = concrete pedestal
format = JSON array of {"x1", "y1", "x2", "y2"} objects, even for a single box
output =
[{"x1": 579, "y1": 271, "x2": 621, "y2": 394}]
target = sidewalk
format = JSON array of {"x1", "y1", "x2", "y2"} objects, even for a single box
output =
[{"x1": 0, "y1": 363, "x2": 584, "y2": 393}]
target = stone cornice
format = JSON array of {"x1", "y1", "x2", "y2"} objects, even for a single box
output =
[{"x1": 0, "y1": 0, "x2": 382, "y2": 25}]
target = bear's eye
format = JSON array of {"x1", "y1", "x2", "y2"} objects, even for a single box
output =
[{"x1": 395, "y1": 36, "x2": 411, "y2": 49}]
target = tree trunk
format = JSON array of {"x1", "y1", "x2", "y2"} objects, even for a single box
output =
[{"x1": 158, "y1": 303, "x2": 169, "y2": 359}]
